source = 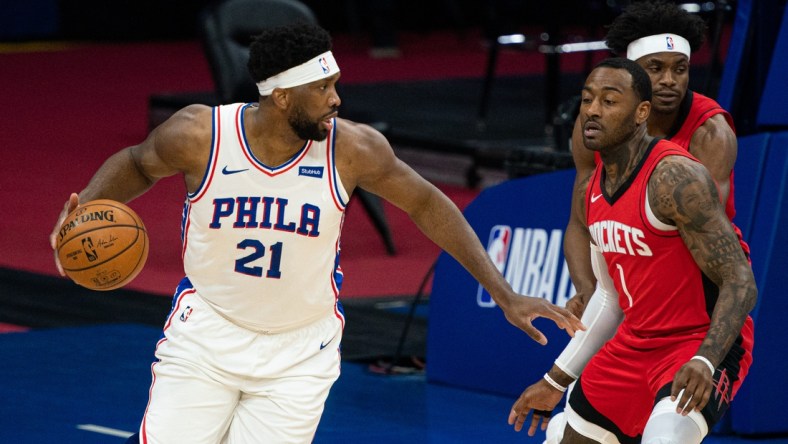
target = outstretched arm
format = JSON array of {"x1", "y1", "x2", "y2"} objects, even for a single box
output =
[
  {"x1": 563, "y1": 116, "x2": 598, "y2": 318},
  {"x1": 649, "y1": 156, "x2": 757, "y2": 415},
  {"x1": 335, "y1": 119, "x2": 584, "y2": 344}
]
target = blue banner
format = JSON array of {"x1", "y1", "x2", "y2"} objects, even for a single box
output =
[{"x1": 427, "y1": 169, "x2": 576, "y2": 397}]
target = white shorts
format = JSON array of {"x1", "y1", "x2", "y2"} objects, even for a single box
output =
[{"x1": 139, "y1": 287, "x2": 344, "y2": 444}]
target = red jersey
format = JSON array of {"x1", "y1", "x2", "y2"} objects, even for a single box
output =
[
  {"x1": 591, "y1": 91, "x2": 748, "y2": 255},
  {"x1": 577, "y1": 138, "x2": 754, "y2": 438},
  {"x1": 667, "y1": 91, "x2": 737, "y2": 220},
  {"x1": 586, "y1": 139, "x2": 712, "y2": 342}
]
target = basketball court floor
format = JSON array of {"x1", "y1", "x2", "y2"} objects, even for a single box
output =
[{"x1": 1, "y1": 322, "x2": 786, "y2": 443}]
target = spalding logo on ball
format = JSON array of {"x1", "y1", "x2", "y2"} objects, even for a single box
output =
[{"x1": 56, "y1": 199, "x2": 149, "y2": 291}]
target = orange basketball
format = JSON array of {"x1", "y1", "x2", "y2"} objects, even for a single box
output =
[{"x1": 56, "y1": 199, "x2": 149, "y2": 291}]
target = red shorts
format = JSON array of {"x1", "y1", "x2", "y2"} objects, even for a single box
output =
[{"x1": 569, "y1": 318, "x2": 754, "y2": 440}]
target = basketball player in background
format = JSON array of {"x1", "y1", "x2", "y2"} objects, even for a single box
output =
[
  {"x1": 49, "y1": 22, "x2": 583, "y2": 443},
  {"x1": 508, "y1": 58, "x2": 756, "y2": 443},
  {"x1": 563, "y1": 0, "x2": 747, "y2": 319}
]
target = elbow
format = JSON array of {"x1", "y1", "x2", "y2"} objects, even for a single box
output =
[
  {"x1": 723, "y1": 264, "x2": 758, "y2": 315},
  {"x1": 730, "y1": 275, "x2": 758, "y2": 316},
  {"x1": 744, "y1": 285, "x2": 758, "y2": 315},
  {"x1": 742, "y1": 266, "x2": 758, "y2": 314}
]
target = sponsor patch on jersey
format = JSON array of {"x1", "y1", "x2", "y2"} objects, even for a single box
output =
[{"x1": 299, "y1": 166, "x2": 324, "y2": 178}]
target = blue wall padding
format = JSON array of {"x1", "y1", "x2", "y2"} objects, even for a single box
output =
[{"x1": 756, "y1": 6, "x2": 788, "y2": 127}]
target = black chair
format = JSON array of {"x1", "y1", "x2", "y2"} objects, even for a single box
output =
[
  {"x1": 148, "y1": 0, "x2": 315, "y2": 128},
  {"x1": 201, "y1": 0, "x2": 316, "y2": 104},
  {"x1": 148, "y1": 0, "x2": 396, "y2": 254}
]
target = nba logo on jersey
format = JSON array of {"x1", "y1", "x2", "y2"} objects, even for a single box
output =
[
  {"x1": 180, "y1": 306, "x2": 193, "y2": 322},
  {"x1": 476, "y1": 225, "x2": 511, "y2": 307},
  {"x1": 666, "y1": 35, "x2": 675, "y2": 50},
  {"x1": 319, "y1": 57, "x2": 330, "y2": 74}
]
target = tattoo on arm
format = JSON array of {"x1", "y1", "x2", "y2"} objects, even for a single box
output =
[{"x1": 650, "y1": 156, "x2": 757, "y2": 365}]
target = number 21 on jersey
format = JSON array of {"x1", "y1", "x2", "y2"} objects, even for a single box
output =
[{"x1": 235, "y1": 239, "x2": 283, "y2": 278}]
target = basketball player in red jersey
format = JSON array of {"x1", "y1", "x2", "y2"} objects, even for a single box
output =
[
  {"x1": 564, "y1": 1, "x2": 746, "y2": 319},
  {"x1": 508, "y1": 58, "x2": 756, "y2": 443}
]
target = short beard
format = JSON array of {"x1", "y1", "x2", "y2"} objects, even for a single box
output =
[
  {"x1": 583, "y1": 118, "x2": 638, "y2": 152},
  {"x1": 650, "y1": 102, "x2": 677, "y2": 116},
  {"x1": 289, "y1": 104, "x2": 327, "y2": 141}
]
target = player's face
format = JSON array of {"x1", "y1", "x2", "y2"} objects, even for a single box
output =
[
  {"x1": 636, "y1": 52, "x2": 689, "y2": 115},
  {"x1": 288, "y1": 73, "x2": 341, "y2": 141},
  {"x1": 579, "y1": 67, "x2": 643, "y2": 152}
]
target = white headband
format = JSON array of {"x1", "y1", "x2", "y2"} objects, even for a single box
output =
[
  {"x1": 626, "y1": 33, "x2": 691, "y2": 61},
  {"x1": 256, "y1": 51, "x2": 340, "y2": 96}
]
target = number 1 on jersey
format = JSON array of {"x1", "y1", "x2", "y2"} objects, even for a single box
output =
[
  {"x1": 614, "y1": 263, "x2": 634, "y2": 308},
  {"x1": 235, "y1": 239, "x2": 283, "y2": 279}
]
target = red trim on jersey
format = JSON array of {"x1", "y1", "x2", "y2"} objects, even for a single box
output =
[
  {"x1": 330, "y1": 272, "x2": 340, "y2": 298},
  {"x1": 330, "y1": 212, "x2": 344, "y2": 300},
  {"x1": 180, "y1": 201, "x2": 192, "y2": 261},
  {"x1": 333, "y1": 298, "x2": 345, "y2": 370},
  {"x1": 326, "y1": 121, "x2": 346, "y2": 211},
  {"x1": 669, "y1": 92, "x2": 735, "y2": 148},
  {"x1": 333, "y1": 271, "x2": 345, "y2": 330},
  {"x1": 162, "y1": 288, "x2": 195, "y2": 333},
  {"x1": 142, "y1": 287, "x2": 194, "y2": 443},
  {"x1": 140, "y1": 361, "x2": 156, "y2": 444},
  {"x1": 330, "y1": 236, "x2": 342, "y2": 297},
  {"x1": 334, "y1": 306, "x2": 345, "y2": 330},
  {"x1": 190, "y1": 106, "x2": 221, "y2": 204},
  {"x1": 183, "y1": 105, "x2": 221, "y2": 259},
  {"x1": 330, "y1": 214, "x2": 344, "y2": 329},
  {"x1": 236, "y1": 105, "x2": 312, "y2": 176}
]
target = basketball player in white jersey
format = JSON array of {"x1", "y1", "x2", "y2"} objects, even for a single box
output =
[{"x1": 50, "y1": 22, "x2": 583, "y2": 443}]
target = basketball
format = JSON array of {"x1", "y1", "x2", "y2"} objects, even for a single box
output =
[{"x1": 55, "y1": 199, "x2": 149, "y2": 291}]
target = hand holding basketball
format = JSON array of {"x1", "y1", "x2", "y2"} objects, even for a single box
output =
[
  {"x1": 51, "y1": 193, "x2": 80, "y2": 275},
  {"x1": 54, "y1": 198, "x2": 149, "y2": 291}
]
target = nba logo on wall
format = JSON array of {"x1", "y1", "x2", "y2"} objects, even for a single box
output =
[
  {"x1": 477, "y1": 225, "x2": 511, "y2": 307},
  {"x1": 476, "y1": 225, "x2": 576, "y2": 308}
]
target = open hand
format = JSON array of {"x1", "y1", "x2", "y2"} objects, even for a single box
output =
[
  {"x1": 501, "y1": 295, "x2": 585, "y2": 345},
  {"x1": 508, "y1": 378, "x2": 565, "y2": 435}
]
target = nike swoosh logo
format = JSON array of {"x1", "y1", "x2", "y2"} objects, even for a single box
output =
[
  {"x1": 222, "y1": 166, "x2": 249, "y2": 175},
  {"x1": 320, "y1": 334, "x2": 337, "y2": 350},
  {"x1": 590, "y1": 193, "x2": 603, "y2": 203}
]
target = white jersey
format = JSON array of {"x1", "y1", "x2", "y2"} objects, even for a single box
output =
[{"x1": 181, "y1": 103, "x2": 348, "y2": 333}]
